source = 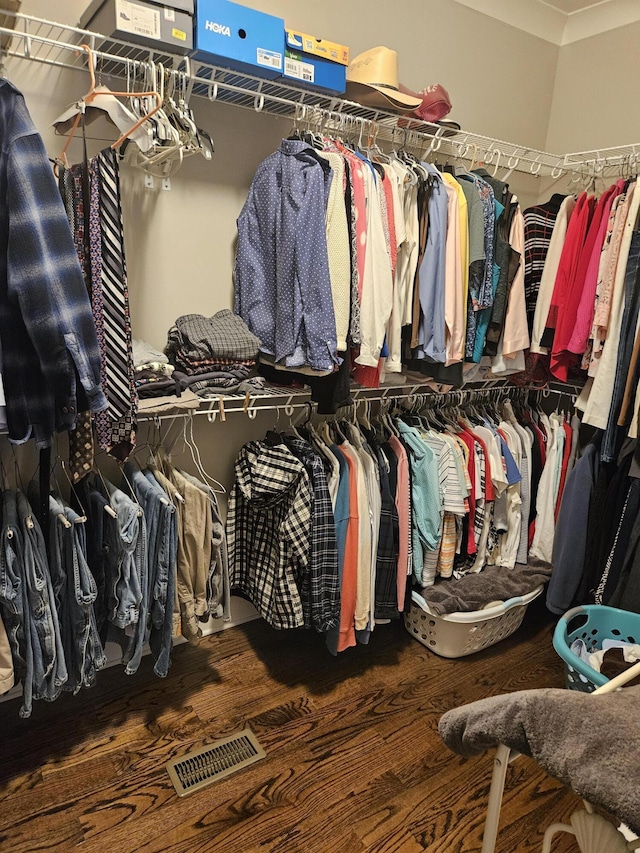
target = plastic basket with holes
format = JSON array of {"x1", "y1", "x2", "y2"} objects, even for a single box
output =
[
  {"x1": 404, "y1": 585, "x2": 544, "y2": 658},
  {"x1": 553, "y1": 604, "x2": 640, "y2": 693}
]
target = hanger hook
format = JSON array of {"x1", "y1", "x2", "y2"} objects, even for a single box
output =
[
  {"x1": 254, "y1": 93, "x2": 264, "y2": 112},
  {"x1": 491, "y1": 148, "x2": 502, "y2": 177},
  {"x1": 284, "y1": 396, "x2": 295, "y2": 417},
  {"x1": 208, "y1": 80, "x2": 218, "y2": 101}
]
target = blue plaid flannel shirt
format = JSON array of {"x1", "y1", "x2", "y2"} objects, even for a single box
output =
[{"x1": 0, "y1": 79, "x2": 107, "y2": 447}]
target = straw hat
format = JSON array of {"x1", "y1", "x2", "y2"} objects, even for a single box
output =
[{"x1": 346, "y1": 46, "x2": 422, "y2": 113}]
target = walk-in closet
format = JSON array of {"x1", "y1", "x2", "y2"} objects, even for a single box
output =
[{"x1": 0, "y1": 1, "x2": 639, "y2": 851}]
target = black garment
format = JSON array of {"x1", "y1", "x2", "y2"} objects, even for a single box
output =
[
  {"x1": 523, "y1": 193, "x2": 565, "y2": 330},
  {"x1": 609, "y1": 496, "x2": 640, "y2": 612},
  {"x1": 523, "y1": 422, "x2": 543, "y2": 526},
  {"x1": 374, "y1": 445, "x2": 400, "y2": 620},
  {"x1": 484, "y1": 200, "x2": 520, "y2": 356},
  {"x1": 578, "y1": 443, "x2": 632, "y2": 603},
  {"x1": 257, "y1": 353, "x2": 353, "y2": 415},
  {"x1": 599, "y1": 478, "x2": 640, "y2": 605}
]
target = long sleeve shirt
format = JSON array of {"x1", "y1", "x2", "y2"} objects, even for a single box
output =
[
  {"x1": 0, "y1": 79, "x2": 107, "y2": 447},
  {"x1": 235, "y1": 139, "x2": 339, "y2": 373}
]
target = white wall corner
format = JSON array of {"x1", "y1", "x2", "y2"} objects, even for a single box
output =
[
  {"x1": 562, "y1": 0, "x2": 640, "y2": 44},
  {"x1": 451, "y1": 0, "x2": 567, "y2": 44}
]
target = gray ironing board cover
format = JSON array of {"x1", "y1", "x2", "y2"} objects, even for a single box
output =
[{"x1": 439, "y1": 686, "x2": 640, "y2": 834}]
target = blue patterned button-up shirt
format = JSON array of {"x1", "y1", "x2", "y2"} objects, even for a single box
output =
[
  {"x1": 0, "y1": 79, "x2": 107, "y2": 447},
  {"x1": 235, "y1": 139, "x2": 339, "y2": 373}
]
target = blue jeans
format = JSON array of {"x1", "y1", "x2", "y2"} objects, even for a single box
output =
[
  {"x1": 18, "y1": 491, "x2": 67, "y2": 703},
  {"x1": 102, "y1": 483, "x2": 143, "y2": 631},
  {"x1": 140, "y1": 467, "x2": 177, "y2": 678},
  {"x1": 49, "y1": 494, "x2": 104, "y2": 694},
  {"x1": 0, "y1": 490, "x2": 33, "y2": 717}
]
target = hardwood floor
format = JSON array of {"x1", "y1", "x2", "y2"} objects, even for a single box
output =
[{"x1": 0, "y1": 599, "x2": 584, "y2": 852}]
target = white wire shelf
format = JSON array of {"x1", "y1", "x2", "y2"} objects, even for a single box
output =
[
  {"x1": 136, "y1": 377, "x2": 583, "y2": 424},
  {"x1": 0, "y1": 8, "x2": 636, "y2": 179}
]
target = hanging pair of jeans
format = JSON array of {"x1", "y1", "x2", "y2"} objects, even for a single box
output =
[
  {"x1": 18, "y1": 491, "x2": 67, "y2": 705},
  {"x1": 124, "y1": 463, "x2": 175, "y2": 678},
  {"x1": 0, "y1": 491, "x2": 32, "y2": 716},
  {"x1": 98, "y1": 479, "x2": 147, "y2": 676},
  {"x1": 48, "y1": 494, "x2": 106, "y2": 693}
]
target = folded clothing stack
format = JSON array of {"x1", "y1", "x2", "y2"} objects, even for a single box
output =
[
  {"x1": 133, "y1": 339, "x2": 179, "y2": 399},
  {"x1": 166, "y1": 311, "x2": 260, "y2": 394}
]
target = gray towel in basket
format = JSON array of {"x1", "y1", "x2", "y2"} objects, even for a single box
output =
[{"x1": 417, "y1": 563, "x2": 552, "y2": 615}]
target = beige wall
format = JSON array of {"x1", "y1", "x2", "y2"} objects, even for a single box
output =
[
  {"x1": 9, "y1": 0, "x2": 560, "y2": 350},
  {"x1": 546, "y1": 22, "x2": 640, "y2": 155}
]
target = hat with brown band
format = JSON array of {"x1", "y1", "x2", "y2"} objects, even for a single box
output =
[{"x1": 346, "y1": 46, "x2": 422, "y2": 113}]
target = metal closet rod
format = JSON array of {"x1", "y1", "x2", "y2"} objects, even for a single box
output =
[
  {"x1": 137, "y1": 380, "x2": 582, "y2": 426},
  {"x1": 0, "y1": 8, "x2": 638, "y2": 179}
]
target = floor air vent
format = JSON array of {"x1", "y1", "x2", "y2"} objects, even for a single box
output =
[{"x1": 167, "y1": 728, "x2": 266, "y2": 796}]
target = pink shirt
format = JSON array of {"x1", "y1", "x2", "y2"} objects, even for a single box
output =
[
  {"x1": 568, "y1": 180, "x2": 625, "y2": 355},
  {"x1": 388, "y1": 435, "x2": 410, "y2": 610}
]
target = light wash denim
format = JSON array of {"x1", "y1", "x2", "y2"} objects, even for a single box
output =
[
  {"x1": 49, "y1": 494, "x2": 103, "y2": 694},
  {"x1": 87, "y1": 487, "x2": 109, "y2": 643},
  {"x1": 102, "y1": 482, "x2": 143, "y2": 631},
  {"x1": 18, "y1": 491, "x2": 67, "y2": 703}
]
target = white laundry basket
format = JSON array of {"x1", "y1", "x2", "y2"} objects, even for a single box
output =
[{"x1": 404, "y1": 585, "x2": 544, "y2": 658}]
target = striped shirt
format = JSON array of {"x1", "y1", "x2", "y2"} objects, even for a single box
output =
[{"x1": 523, "y1": 195, "x2": 565, "y2": 331}]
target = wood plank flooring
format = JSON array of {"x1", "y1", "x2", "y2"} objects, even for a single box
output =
[{"x1": 0, "y1": 599, "x2": 584, "y2": 852}]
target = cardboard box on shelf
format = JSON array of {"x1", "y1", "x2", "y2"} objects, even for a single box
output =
[
  {"x1": 281, "y1": 29, "x2": 348, "y2": 95},
  {"x1": 79, "y1": 0, "x2": 193, "y2": 55},
  {"x1": 192, "y1": 0, "x2": 284, "y2": 80}
]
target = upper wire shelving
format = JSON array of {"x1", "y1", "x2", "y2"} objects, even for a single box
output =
[{"x1": 0, "y1": 7, "x2": 637, "y2": 179}]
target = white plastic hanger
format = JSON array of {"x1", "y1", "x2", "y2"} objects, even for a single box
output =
[{"x1": 53, "y1": 85, "x2": 154, "y2": 153}]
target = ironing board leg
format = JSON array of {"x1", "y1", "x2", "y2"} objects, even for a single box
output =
[
  {"x1": 541, "y1": 822, "x2": 574, "y2": 853},
  {"x1": 481, "y1": 744, "x2": 514, "y2": 853}
]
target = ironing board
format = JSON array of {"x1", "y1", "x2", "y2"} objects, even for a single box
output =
[{"x1": 439, "y1": 660, "x2": 640, "y2": 852}]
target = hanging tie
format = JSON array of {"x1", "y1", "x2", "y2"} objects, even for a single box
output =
[{"x1": 92, "y1": 147, "x2": 138, "y2": 459}]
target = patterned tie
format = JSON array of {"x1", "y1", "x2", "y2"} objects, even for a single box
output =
[
  {"x1": 92, "y1": 148, "x2": 138, "y2": 459},
  {"x1": 68, "y1": 413, "x2": 95, "y2": 483}
]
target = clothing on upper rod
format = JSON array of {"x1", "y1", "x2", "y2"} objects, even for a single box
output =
[{"x1": 233, "y1": 129, "x2": 541, "y2": 409}]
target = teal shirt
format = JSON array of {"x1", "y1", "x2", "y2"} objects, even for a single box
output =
[{"x1": 397, "y1": 423, "x2": 442, "y2": 584}]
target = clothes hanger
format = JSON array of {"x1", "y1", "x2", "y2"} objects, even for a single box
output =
[
  {"x1": 181, "y1": 414, "x2": 226, "y2": 495},
  {"x1": 57, "y1": 44, "x2": 162, "y2": 165}
]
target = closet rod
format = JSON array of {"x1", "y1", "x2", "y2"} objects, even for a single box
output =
[
  {"x1": 137, "y1": 380, "x2": 582, "y2": 425},
  {"x1": 0, "y1": 8, "x2": 637, "y2": 180}
]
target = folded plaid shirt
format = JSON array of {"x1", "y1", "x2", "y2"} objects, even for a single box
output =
[
  {"x1": 166, "y1": 310, "x2": 260, "y2": 363},
  {"x1": 227, "y1": 440, "x2": 312, "y2": 629},
  {"x1": 0, "y1": 80, "x2": 106, "y2": 447}
]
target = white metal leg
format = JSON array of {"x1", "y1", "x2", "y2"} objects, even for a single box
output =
[
  {"x1": 481, "y1": 744, "x2": 515, "y2": 853},
  {"x1": 541, "y1": 822, "x2": 575, "y2": 853}
]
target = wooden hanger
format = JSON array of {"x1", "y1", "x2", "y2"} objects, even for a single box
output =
[{"x1": 59, "y1": 44, "x2": 162, "y2": 164}]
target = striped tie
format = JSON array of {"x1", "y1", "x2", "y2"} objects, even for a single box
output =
[{"x1": 93, "y1": 148, "x2": 137, "y2": 458}]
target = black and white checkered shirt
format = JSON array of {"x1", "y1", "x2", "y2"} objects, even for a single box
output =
[
  {"x1": 227, "y1": 440, "x2": 312, "y2": 629},
  {"x1": 285, "y1": 436, "x2": 340, "y2": 633}
]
